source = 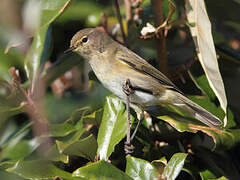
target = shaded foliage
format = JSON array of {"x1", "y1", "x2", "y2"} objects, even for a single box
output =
[{"x1": 0, "y1": 0, "x2": 240, "y2": 179}]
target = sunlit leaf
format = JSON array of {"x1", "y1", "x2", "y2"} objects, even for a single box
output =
[
  {"x1": 7, "y1": 160, "x2": 81, "y2": 180},
  {"x1": 97, "y1": 95, "x2": 134, "y2": 160},
  {"x1": 162, "y1": 153, "x2": 188, "y2": 180},
  {"x1": 24, "y1": 25, "x2": 52, "y2": 82},
  {"x1": 199, "y1": 169, "x2": 217, "y2": 180},
  {"x1": 73, "y1": 160, "x2": 132, "y2": 180},
  {"x1": 126, "y1": 156, "x2": 158, "y2": 180},
  {"x1": 40, "y1": 0, "x2": 72, "y2": 28},
  {"x1": 5, "y1": 0, "x2": 72, "y2": 54}
]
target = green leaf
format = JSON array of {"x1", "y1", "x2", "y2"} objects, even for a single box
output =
[
  {"x1": 40, "y1": 0, "x2": 72, "y2": 28},
  {"x1": 0, "y1": 122, "x2": 33, "y2": 161},
  {"x1": 0, "y1": 80, "x2": 24, "y2": 124},
  {"x1": 188, "y1": 70, "x2": 216, "y2": 101},
  {"x1": 56, "y1": 128, "x2": 85, "y2": 153},
  {"x1": 0, "y1": 137, "x2": 42, "y2": 161},
  {"x1": 24, "y1": 25, "x2": 52, "y2": 81},
  {"x1": 56, "y1": 1, "x2": 104, "y2": 25},
  {"x1": 162, "y1": 153, "x2": 188, "y2": 180},
  {"x1": 61, "y1": 134, "x2": 98, "y2": 161},
  {"x1": 5, "y1": 0, "x2": 71, "y2": 56},
  {"x1": 7, "y1": 160, "x2": 81, "y2": 180},
  {"x1": 215, "y1": 177, "x2": 229, "y2": 180},
  {"x1": 73, "y1": 160, "x2": 132, "y2": 180},
  {"x1": 200, "y1": 169, "x2": 217, "y2": 180},
  {"x1": 0, "y1": 48, "x2": 23, "y2": 81},
  {"x1": 44, "y1": 144, "x2": 69, "y2": 163},
  {"x1": 23, "y1": 0, "x2": 72, "y2": 82},
  {"x1": 97, "y1": 95, "x2": 134, "y2": 160},
  {"x1": 82, "y1": 108, "x2": 103, "y2": 127},
  {"x1": 0, "y1": 169, "x2": 26, "y2": 180},
  {"x1": 159, "y1": 115, "x2": 240, "y2": 150},
  {"x1": 126, "y1": 156, "x2": 158, "y2": 180},
  {"x1": 49, "y1": 121, "x2": 78, "y2": 137}
]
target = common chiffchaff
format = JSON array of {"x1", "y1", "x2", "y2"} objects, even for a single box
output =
[{"x1": 69, "y1": 28, "x2": 222, "y2": 128}]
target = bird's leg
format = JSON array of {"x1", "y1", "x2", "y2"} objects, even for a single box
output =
[{"x1": 122, "y1": 79, "x2": 134, "y2": 156}]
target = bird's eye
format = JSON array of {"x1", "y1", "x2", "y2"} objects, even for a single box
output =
[{"x1": 81, "y1": 36, "x2": 88, "y2": 43}]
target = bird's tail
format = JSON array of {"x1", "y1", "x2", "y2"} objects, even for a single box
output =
[{"x1": 176, "y1": 94, "x2": 222, "y2": 128}]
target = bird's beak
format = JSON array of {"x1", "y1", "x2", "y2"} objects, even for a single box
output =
[{"x1": 64, "y1": 46, "x2": 76, "y2": 54}]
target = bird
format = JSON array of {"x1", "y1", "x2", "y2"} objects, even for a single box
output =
[{"x1": 69, "y1": 28, "x2": 222, "y2": 129}]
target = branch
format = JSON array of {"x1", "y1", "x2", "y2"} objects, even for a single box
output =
[
  {"x1": 151, "y1": 0, "x2": 168, "y2": 76},
  {"x1": 114, "y1": 0, "x2": 127, "y2": 46},
  {"x1": 9, "y1": 67, "x2": 52, "y2": 153}
]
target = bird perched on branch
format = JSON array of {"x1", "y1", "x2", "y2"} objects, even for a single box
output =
[{"x1": 68, "y1": 28, "x2": 222, "y2": 153}]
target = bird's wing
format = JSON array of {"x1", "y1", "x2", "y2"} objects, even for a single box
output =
[{"x1": 116, "y1": 46, "x2": 183, "y2": 94}]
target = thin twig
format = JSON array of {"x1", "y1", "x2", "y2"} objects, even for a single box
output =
[
  {"x1": 124, "y1": 0, "x2": 132, "y2": 22},
  {"x1": 9, "y1": 67, "x2": 52, "y2": 153},
  {"x1": 126, "y1": 93, "x2": 131, "y2": 149},
  {"x1": 114, "y1": 0, "x2": 127, "y2": 46}
]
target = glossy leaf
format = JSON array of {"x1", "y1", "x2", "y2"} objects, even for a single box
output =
[
  {"x1": 0, "y1": 137, "x2": 42, "y2": 161},
  {"x1": 97, "y1": 95, "x2": 134, "y2": 160},
  {"x1": 40, "y1": 0, "x2": 72, "y2": 28},
  {"x1": 24, "y1": 0, "x2": 72, "y2": 81},
  {"x1": 0, "y1": 122, "x2": 32, "y2": 158},
  {"x1": 73, "y1": 160, "x2": 132, "y2": 180},
  {"x1": 126, "y1": 156, "x2": 158, "y2": 180},
  {"x1": 24, "y1": 25, "x2": 52, "y2": 82},
  {"x1": 162, "y1": 153, "x2": 188, "y2": 180},
  {"x1": 185, "y1": 0, "x2": 228, "y2": 126},
  {"x1": 7, "y1": 160, "x2": 81, "y2": 180},
  {"x1": 5, "y1": 0, "x2": 71, "y2": 55}
]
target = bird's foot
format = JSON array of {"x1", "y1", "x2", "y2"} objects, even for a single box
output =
[
  {"x1": 124, "y1": 142, "x2": 135, "y2": 156},
  {"x1": 122, "y1": 79, "x2": 134, "y2": 96}
]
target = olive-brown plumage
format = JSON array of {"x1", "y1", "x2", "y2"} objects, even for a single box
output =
[{"x1": 70, "y1": 28, "x2": 222, "y2": 128}]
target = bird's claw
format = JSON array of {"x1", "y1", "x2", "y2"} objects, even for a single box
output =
[
  {"x1": 122, "y1": 79, "x2": 134, "y2": 96},
  {"x1": 124, "y1": 142, "x2": 135, "y2": 156}
]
